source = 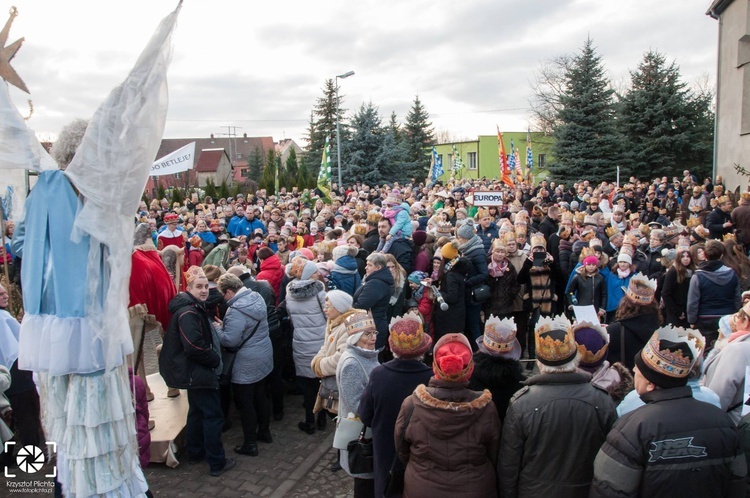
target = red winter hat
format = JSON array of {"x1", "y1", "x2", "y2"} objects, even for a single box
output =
[{"x1": 433, "y1": 333, "x2": 473, "y2": 382}]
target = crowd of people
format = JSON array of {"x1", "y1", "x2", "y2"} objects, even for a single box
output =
[{"x1": 4, "y1": 168, "x2": 750, "y2": 496}]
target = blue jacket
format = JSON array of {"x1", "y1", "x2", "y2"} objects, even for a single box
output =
[
  {"x1": 328, "y1": 255, "x2": 362, "y2": 296},
  {"x1": 226, "y1": 214, "x2": 244, "y2": 237},
  {"x1": 235, "y1": 217, "x2": 266, "y2": 238},
  {"x1": 600, "y1": 266, "x2": 633, "y2": 312},
  {"x1": 477, "y1": 223, "x2": 499, "y2": 254},
  {"x1": 687, "y1": 261, "x2": 741, "y2": 324}
]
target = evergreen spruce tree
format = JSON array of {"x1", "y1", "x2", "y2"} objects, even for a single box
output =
[
  {"x1": 345, "y1": 102, "x2": 387, "y2": 184},
  {"x1": 619, "y1": 50, "x2": 713, "y2": 180},
  {"x1": 403, "y1": 95, "x2": 435, "y2": 181},
  {"x1": 307, "y1": 79, "x2": 347, "y2": 182},
  {"x1": 549, "y1": 38, "x2": 621, "y2": 183},
  {"x1": 204, "y1": 178, "x2": 218, "y2": 199},
  {"x1": 218, "y1": 180, "x2": 230, "y2": 199},
  {"x1": 284, "y1": 148, "x2": 299, "y2": 190},
  {"x1": 247, "y1": 146, "x2": 264, "y2": 183},
  {"x1": 156, "y1": 181, "x2": 166, "y2": 201},
  {"x1": 171, "y1": 187, "x2": 184, "y2": 206},
  {"x1": 389, "y1": 111, "x2": 403, "y2": 144},
  {"x1": 259, "y1": 148, "x2": 277, "y2": 194}
]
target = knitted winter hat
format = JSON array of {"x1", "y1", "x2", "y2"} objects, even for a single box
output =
[
  {"x1": 582, "y1": 255, "x2": 599, "y2": 266},
  {"x1": 617, "y1": 253, "x2": 632, "y2": 264},
  {"x1": 440, "y1": 242, "x2": 459, "y2": 261},
  {"x1": 408, "y1": 271, "x2": 428, "y2": 285},
  {"x1": 412, "y1": 230, "x2": 427, "y2": 247},
  {"x1": 574, "y1": 322, "x2": 609, "y2": 371},
  {"x1": 433, "y1": 333, "x2": 474, "y2": 382},
  {"x1": 332, "y1": 244, "x2": 356, "y2": 261},
  {"x1": 456, "y1": 219, "x2": 476, "y2": 240},
  {"x1": 326, "y1": 290, "x2": 353, "y2": 314}
]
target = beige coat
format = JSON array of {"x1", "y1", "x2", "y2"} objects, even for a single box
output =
[{"x1": 311, "y1": 309, "x2": 356, "y2": 414}]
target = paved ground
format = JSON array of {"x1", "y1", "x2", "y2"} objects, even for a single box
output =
[{"x1": 142, "y1": 329, "x2": 354, "y2": 498}]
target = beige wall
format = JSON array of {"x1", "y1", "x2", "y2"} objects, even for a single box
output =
[
  {"x1": 197, "y1": 155, "x2": 233, "y2": 187},
  {"x1": 716, "y1": 0, "x2": 750, "y2": 192}
]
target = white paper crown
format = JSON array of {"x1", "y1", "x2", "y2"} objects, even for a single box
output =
[
  {"x1": 389, "y1": 310, "x2": 423, "y2": 329},
  {"x1": 625, "y1": 273, "x2": 657, "y2": 304},
  {"x1": 535, "y1": 314, "x2": 572, "y2": 335},
  {"x1": 642, "y1": 326, "x2": 705, "y2": 377},
  {"x1": 484, "y1": 315, "x2": 516, "y2": 334}
]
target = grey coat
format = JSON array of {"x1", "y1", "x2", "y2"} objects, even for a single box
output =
[
  {"x1": 286, "y1": 278, "x2": 327, "y2": 378},
  {"x1": 337, "y1": 336, "x2": 380, "y2": 478},
  {"x1": 217, "y1": 287, "x2": 273, "y2": 384}
]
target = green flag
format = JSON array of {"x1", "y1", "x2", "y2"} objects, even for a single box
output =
[{"x1": 317, "y1": 135, "x2": 332, "y2": 202}]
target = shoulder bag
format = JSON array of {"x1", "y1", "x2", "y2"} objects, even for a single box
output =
[
  {"x1": 347, "y1": 424, "x2": 374, "y2": 474},
  {"x1": 219, "y1": 320, "x2": 261, "y2": 386}
]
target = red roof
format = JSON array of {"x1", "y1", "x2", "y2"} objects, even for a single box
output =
[{"x1": 194, "y1": 149, "x2": 225, "y2": 173}]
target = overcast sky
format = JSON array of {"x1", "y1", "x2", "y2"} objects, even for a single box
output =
[{"x1": 6, "y1": 0, "x2": 718, "y2": 147}]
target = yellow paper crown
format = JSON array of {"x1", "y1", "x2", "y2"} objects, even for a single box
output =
[
  {"x1": 573, "y1": 321, "x2": 610, "y2": 366},
  {"x1": 535, "y1": 315, "x2": 577, "y2": 365},
  {"x1": 641, "y1": 326, "x2": 704, "y2": 379}
]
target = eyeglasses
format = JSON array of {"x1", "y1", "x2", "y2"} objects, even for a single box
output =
[{"x1": 361, "y1": 331, "x2": 377, "y2": 338}]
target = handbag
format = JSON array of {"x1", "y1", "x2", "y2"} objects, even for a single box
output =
[
  {"x1": 347, "y1": 424, "x2": 374, "y2": 474},
  {"x1": 383, "y1": 405, "x2": 414, "y2": 497},
  {"x1": 333, "y1": 414, "x2": 363, "y2": 450},
  {"x1": 318, "y1": 383, "x2": 339, "y2": 411},
  {"x1": 218, "y1": 320, "x2": 261, "y2": 386},
  {"x1": 472, "y1": 283, "x2": 491, "y2": 303}
]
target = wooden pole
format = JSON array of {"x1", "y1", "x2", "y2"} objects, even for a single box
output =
[{"x1": 0, "y1": 203, "x2": 12, "y2": 312}]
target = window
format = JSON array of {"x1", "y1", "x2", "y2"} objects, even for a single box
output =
[
  {"x1": 174, "y1": 172, "x2": 181, "y2": 179},
  {"x1": 447, "y1": 154, "x2": 453, "y2": 170},
  {"x1": 467, "y1": 152, "x2": 477, "y2": 170},
  {"x1": 241, "y1": 169, "x2": 249, "y2": 178},
  {"x1": 538, "y1": 154, "x2": 546, "y2": 169}
]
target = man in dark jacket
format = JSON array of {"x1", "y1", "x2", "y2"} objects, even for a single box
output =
[
  {"x1": 591, "y1": 328, "x2": 746, "y2": 497},
  {"x1": 353, "y1": 252, "x2": 394, "y2": 348},
  {"x1": 499, "y1": 316, "x2": 616, "y2": 497},
  {"x1": 457, "y1": 220, "x2": 489, "y2": 343},
  {"x1": 538, "y1": 205, "x2": 559, "y2": 241},
  {"x1": 687, "y1": 240, "x2": 742, "y2": 345},
  {"x1": 731, "y1": 192, "x2": 750, "y2": 246},
  {"x1": 362, "y1": 212, "x2": 383, "y2": 254},
  {"x1": 159, "y1": 266, "x2": 236, "y2": 477},
  {"x1": 705, "y1": 195, "x2": 734, "y2": 240},
  {"x1": 476, "y1": 208, "x2": 500, "y2": 254}
]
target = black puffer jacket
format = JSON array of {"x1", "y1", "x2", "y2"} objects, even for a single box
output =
[
  {"x1": 353, "y1": 266, "x2": 394, "y2": 348},
  {"x1": 433, "y1": 258, "x2": 467, "y2": 338},
  {"x1": 591, "y1": 386, "x2": 746, "y2": 498},
  {"x1": 499, "y1": 372, "x2": 616, "y2": 498},
  {"x1": 469, "y1": 353, "x2": 525, "y2": 422},
  {"x1": 607, "y1": 312, "x2": 660, "y2": 370},
  {"x1": 159, "y1": 292, "x2": 221, "y2": 390},
  {"x1": 460, "y1": 235, "x2": 489, "y2": 301}
]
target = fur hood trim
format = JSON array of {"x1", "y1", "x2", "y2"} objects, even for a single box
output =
[
  {"x1": 472, "y1": 353, "x2": 526, "y2": 386},
  {"x1": 414, "y1": 383, "x2": 493, "y2": 412},
  {"x1": 287, "y1": 278, "x2": 325, "y2": 300}
]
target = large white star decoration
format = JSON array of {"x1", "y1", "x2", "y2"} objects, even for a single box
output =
[{"x1": 0, "y1": 6, "x2": 29, "y2": 94}]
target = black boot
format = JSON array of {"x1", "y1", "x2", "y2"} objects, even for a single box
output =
[
  {"x1": 316, "y1": 411, "x2": 328, "y2": 430},
  {"x1": 234, "y1": 443, "x2": 259, "y2": 456},
  {"x1": 298, "y1": 421, "x2": 315, "y2": 435},
  {"x1": 257, "y1": 427, "x2": 273, "y2": 443}
]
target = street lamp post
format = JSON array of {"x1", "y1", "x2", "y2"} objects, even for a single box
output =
[{"x1": 335, "y1": 70, "x2": 355, "y2": 190}]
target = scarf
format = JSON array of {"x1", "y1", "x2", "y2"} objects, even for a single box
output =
[
  {"x1": 488, "y1": 259, "x2": 509, "y2": 278},
  {"x1": 458, "y1": 235, "x2": 484, "y2": 256},
  {"x1": 617, "y1": 268, "x2": 631, "y2": 279}
]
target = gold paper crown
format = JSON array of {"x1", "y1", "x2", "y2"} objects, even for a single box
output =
[
  {"x1": 605, "y1": 226, "x2": 619, "y2": 238},
  {"x1": 741, "y1": 192, "x2": 750, "y2": 202},
  {"x1": 366, "y1": 211, "x2": 383, "y2": 223},
  {"x1": 686, "y1": 217, "x2": 701, "y2": 229},
  {"x1": 612, "y1": 204, "x2": 625, "y2": 214},
  {"x1": 641, "y1": 326, "x2": 704, "y2": 379},
  {"x1": 388, "y1": 311, "x2": 425, "y2": 348},
  {"x1": 530, "y1": 233, "x2": 546, "y2": 249},
  {"x1": 693, "y1": 225, "x2": 710, "y2": 239},
  {"x1": 583, "y1": 215, "x2": 597, "y2": 226},
  {"x1": 623, "y1": 232, "x2": 639, "y2": 247},
  {"x1": 436, "y1": 221, "x2": 454, "y2": 235},
  {"x1": 535, "y1": 315, "x2": 577, "y2": 365},
  {"x1": 675, "y1": 236, "x2": 691, "y2": 253},
  {"x1": 724, "y1": 232, "x2": 736, "y2": 241},
  {"x1": 574, "y1": 212, "x2": 586, "y2": 225},
  {"x1": 717, "y1": 195, "x2": 730, "y2": 205},
  {"x1": 184, "y1": 265, "x2": 206, "y2": 285},
  {"x1": 561, "y1": 212, "x2": 574, "y2": 222},
  {"x1": 625, "y1": 273, "x2": 657, "y2": 304},
  {"x1": 482, "y1": 315, "x2": 518, "y2": 355},
  {"x1": 573, "y1": 321, "x2": 610, "y2": 365},
  {"x1": 502, "y1": 231, "x2": 517, "y2": 244},
  {"x1": 515, "y1": 225, "x2": 528, "y2": 236}
]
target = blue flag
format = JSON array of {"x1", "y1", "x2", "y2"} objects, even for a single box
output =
[{"x1": 431, "y1": 147, "x2": 444, "y2": 181}]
